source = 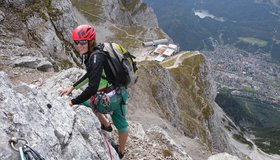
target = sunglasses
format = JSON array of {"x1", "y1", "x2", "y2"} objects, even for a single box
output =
[{"x1": 74, "y1": 40, "x2": 87, "y2": 45}]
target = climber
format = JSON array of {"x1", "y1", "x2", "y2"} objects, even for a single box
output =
[{"x1": 59, "y1": 24, "x2": 129, "y2": 159}]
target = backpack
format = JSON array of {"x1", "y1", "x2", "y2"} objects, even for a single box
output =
[{"x1": 100, "y1": 42, "x2": 138, "y2": 88}]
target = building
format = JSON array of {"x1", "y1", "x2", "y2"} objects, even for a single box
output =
[{"x1": 152, "y1": 44, "x2": 179, "y2": 62}]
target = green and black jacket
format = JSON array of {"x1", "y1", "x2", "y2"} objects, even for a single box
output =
[{"x1": 71, "y1": 47, "x2": 114, "y2": 105}]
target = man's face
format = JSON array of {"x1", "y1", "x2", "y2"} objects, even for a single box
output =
[{"x1": 74, "y1": 40, "x2": 88, "y2": 55}]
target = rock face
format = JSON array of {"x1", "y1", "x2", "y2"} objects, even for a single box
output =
[
  {"x1": 0, "y1": 10, "x2": 4, "y2": 21},
  {"x1": 0, "y1": 0, "x2": 78, "y2": 71},
  {"x1": 12, "y1": 56, "x2": 53, "y2": 72},
  {"x1": 125, "y1": 122, "x2": 193, "y2": 159},
  {"x1": 0, "y1": 69, "x2": 120, "y2": 160},
  {"x1": 102, "y1": 0, "x2": 159, "y2": 27},
  {"x1": 208, "y1": 153, "x2": 241, "y2": 160}
]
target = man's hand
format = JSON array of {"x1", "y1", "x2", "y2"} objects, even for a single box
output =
[
  {"x1": 66, "y1": 99, "x2": 73, "y2": 106},
  {"x1": 59, "y1": 86, "x2": 74, "y2": 96}
]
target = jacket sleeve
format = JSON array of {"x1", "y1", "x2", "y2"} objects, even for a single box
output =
[
  {"x1": 71, "y1": 53, "x2": 105, "y2": 105},
  {"x1": 73, "y1": 73, "x2": 88, "y2": 89}
]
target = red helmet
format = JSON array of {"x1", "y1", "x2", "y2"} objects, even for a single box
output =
[{"x1": 72, "y1": 24, "x2": 96, "y2": 41}]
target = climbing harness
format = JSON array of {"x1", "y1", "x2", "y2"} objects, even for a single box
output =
[
  {"x1": 9, "y1": 137, "x2": 44, "y2": 160},
  {"x1": 90, "y1": 84, "x2": 115, "y2": 114}
]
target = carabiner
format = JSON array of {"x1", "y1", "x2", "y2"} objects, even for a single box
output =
[{"x1": 9, "y1": 137, "x2": 28, "y2": 152}]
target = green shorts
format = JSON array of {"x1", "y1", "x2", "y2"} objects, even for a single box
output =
[{"x1": 81, "y1": 88, "x2": 129, "y2": 133}]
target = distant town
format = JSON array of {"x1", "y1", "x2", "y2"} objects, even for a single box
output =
[{"x1": 203, "y1": 45, "x2": 280, "y2": 103}]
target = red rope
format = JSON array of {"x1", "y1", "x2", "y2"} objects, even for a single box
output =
[
  {"x1": 101, "y1": 131, "x2": 113, "y2": 160},
  {"x1": 92, "y1": 108, "x2": 113, "y2": 159}
]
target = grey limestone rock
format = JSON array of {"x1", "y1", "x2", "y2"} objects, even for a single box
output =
[
  {"x1": 0, "y1": 70, "x2": 119, "y2": 160},
  {"x1": 0, "y1": 10, "x2": 4, "y2": 22},
  {"x1": 208, "y1": 153, "x2": 241, "y2": 160},
  {"x1": 12, "y1": 56, "x2": 53, "y2": 71}
]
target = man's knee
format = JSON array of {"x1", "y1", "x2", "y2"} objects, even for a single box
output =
[
  {"x1": 117, "y1": 126, "x2": 129, "y2": 133},
  {"x1": 112, "y1": 116, "x2": 128, "y2": 133}
]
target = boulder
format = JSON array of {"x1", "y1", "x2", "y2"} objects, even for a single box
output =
[
  {"x1": 12, "y1": 56, "x2": 53, "y2": 71},
  {"x1": 208, "y1": 153, "x2": 240, "y2": 160}
]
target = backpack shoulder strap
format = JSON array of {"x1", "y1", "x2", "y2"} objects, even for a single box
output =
[
  {"x1": 87, "y1": 47, "x2": 111, "y2": 80},
  {"x1": 109, "y1": 43, "x2": 122, "y2": 64}
]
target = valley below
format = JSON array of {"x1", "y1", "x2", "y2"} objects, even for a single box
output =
[{"x1": 203, "y1": 45, "x2": 280, "y2": 155}]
